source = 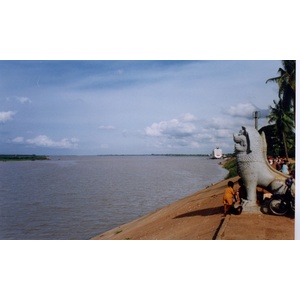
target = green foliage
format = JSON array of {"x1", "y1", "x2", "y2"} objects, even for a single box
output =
[
  {"x1": 0, "y1": 154, "x2": 49, "y2": 161},
  {"x1": 266, "y1": 60, "x2": 296, "y2": 121},
  {"x1": 266, "y1": 99, "x2": 294, "y2": 160},
  {"x1": 259, "y1": 125, "x2": 295, "y2": 158},
  {"x1": 265, "y1": 60, "x2": 296, "y2": 159},
  {"x1": 223, "y1": 158, "x2": 238, "y2": 179}
]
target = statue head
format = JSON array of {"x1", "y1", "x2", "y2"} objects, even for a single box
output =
[{"x1": 233, "y1": 126, "x2": 251, "y2": 155}]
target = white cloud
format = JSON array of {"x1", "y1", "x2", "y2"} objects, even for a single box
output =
[
  {"x1": 144, "y1": 112, "x2": 241, "y2": 153},
  {"x1": 205, "y1": 117, "x2": 236, "y2": 130},
  {"x1": 194, "y1": 130, "x2": 214, "y2": 140},
  {"x1": 12, "y1": 136, "x2": 24, "y2": 143},
  {"x1": 225, "y1": 103, "x2": 258, "y2": 119},
  {"x1": 215, "y1": 129, "x2": 232, "y2": 138},
  {"x1": 0, "y1": 111, "x2": 16, "y2": 123},
  {"x1": 145, "y1": 122, "x2": 163, "y2": 137},
  {"x1": 145, "y1": 114, "x2": 197, "y2": 138},
  {"x1": 12, "y1": 135, "x2": 79, "y2": 149},
  {"x1": 181, "y1": 112, "x2": 197, "y2": 122},
  {"x1": 16, "y1": 96, "x2": 32, "y2": 104}
]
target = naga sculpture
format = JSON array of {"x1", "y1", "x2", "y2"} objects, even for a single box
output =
[{"x1": 233, "y1": 126, "x2": 291, "y2": 207}]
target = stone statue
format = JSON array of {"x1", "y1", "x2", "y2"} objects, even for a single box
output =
[{"x1": 233, "y1": 126, "x2": 290, "y2": 207}]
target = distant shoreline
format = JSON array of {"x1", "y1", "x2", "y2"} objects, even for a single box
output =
[
  {"x1": 97, "y1": 154, "x2": 210, "y2": 157},
  {"x1": 0, "y1": 154, "x2": 49, "y2": 161}
]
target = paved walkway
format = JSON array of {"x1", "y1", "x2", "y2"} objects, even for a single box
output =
[{"x1": 216, "y1": 211, "x2": 295, "y2": 240}]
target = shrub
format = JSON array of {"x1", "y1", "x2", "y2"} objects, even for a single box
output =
[{"x1": 223, "y1": 158, "x2": 238, "y2": 179}]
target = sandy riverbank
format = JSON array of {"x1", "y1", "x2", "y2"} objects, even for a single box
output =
[{"x1": 91, "y1": 176, "x2": 295, "y2": 240}]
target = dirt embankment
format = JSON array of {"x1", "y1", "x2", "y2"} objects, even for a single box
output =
[{"x1": 91, "y1": 175, "x2": 294, "y2": 240}]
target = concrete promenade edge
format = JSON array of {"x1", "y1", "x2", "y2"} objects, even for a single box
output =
[{"x1": 91, "y1": 176, "x2": 295, "y2": 240}]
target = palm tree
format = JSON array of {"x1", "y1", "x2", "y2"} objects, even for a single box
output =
[
  {"x1": 266, "y1": 60, "x2": 296, "y2": 122},
  {"x1": 267, "y1": 99, "x2": 294, "y2": 161}
]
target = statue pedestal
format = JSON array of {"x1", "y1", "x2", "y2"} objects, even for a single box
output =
[{"x1": 240, "y1": 200, "x2": 261, "y2": 213}]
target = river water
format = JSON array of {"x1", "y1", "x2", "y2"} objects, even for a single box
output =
[{"x1": 0, "y1": 156, "x2": 228, "y2": 239}]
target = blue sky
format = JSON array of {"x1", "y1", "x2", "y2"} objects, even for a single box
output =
[{"x1": 0, "y1": 60, "x2": 282, "y2": 155}]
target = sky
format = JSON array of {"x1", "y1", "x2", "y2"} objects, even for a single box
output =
[{"x1": 0, "y1": 60, "x2": 283, "y2": 155}]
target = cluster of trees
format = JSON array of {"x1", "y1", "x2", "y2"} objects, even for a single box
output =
[
  {"x1": 0, "y1": 154, "x2": 49, "y2": 161},
  {"x1": 260, "y1": 60, "x2": 295, "y2": 160}
]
